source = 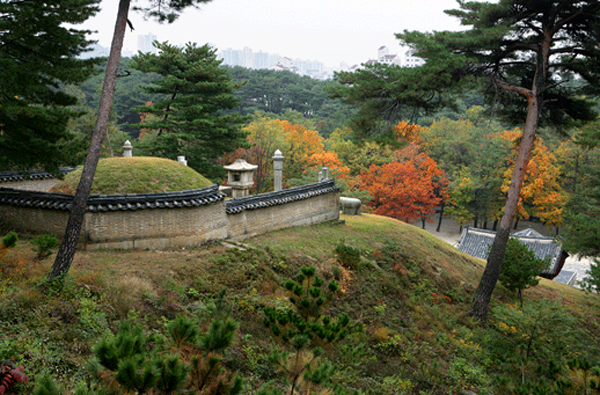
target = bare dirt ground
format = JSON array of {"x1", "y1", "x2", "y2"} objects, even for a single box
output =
[{"x1": 415, "y1": 215, "x2": 591, "y2": 287}]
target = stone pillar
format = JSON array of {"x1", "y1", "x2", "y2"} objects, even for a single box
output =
[
  {"x1": 273, "y1": 149, "x2": 284, "y2": 192},
  {"x1": 177, "y1": 156, "x2": 188, "y2": 166},
  {"x1": 322, "y1": 167, "x2": 329, "y2": 180},
  {"x1": 123, "y1": 140, "x2": 133, "y2": 158}
]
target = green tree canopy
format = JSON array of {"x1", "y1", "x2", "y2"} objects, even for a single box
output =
[
  {"x1": 498, "y1": 238, "x2": 549, "y2": 307},
  {"x1": 0, "y1": 0, "x2": 101, "y2": 173},
  {"x1": 131, "y1": 41, "x2": 248, "y2": 179}
]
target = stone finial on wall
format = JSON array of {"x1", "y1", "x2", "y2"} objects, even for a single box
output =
[
  {"x1": 319, "y1": 167, "x2": 329, "y2": 182},
  {"x1": 273, "y1": 149, "x2": 284, "y2": 192},
  {"x1": 123, "y1": 140, "x2": 133, "y2": 158},
  {"x1": 224, "y1": 159, "x2": 258, "y2": 198}
]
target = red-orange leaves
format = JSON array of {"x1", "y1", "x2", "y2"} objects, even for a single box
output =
[{"x1": 360, "y1": 158, "x2": 444, "y2": 223}]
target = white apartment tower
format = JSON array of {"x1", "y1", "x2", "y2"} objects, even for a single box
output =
[{"x1": 138, "y1": 33, "x2": 157, "y2": 54}]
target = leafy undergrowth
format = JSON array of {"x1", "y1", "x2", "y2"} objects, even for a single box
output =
[{"x1": 2, "y1": 214, "x2": 600, "y2": 394}]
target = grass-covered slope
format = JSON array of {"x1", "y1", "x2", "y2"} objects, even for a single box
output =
[
  {"x1": 2, "y1": 214, "x2": 600, "y2": 394},
  {"x1": 50, "y1": 157, "x2": 214, "y2": 195}
]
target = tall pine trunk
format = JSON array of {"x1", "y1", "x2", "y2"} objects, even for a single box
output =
[
  {"x1": 467, "y1": 20, "x2": 552, "y2": 323},
  {"x1": 48, "y1": 0, "x2": 131, "y2": 282},
  {"x1": 468, "y1": 95, "x2": 539, "y2": 321}
]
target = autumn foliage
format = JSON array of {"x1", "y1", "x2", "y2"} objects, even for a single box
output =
[
  {"x1": 500, "y1": 129, "x2": 565, "y2": 226},
  {"x1": 360, "y1": 139, "x2": 448, "y2": 223}
]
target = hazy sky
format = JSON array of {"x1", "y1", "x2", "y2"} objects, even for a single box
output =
[{"x1": 83, "y1": 0, "x2": 463, "y2": 67}]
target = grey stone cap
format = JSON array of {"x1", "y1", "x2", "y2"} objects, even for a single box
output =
[
  {"x1": 0, "y1": 167, "x2": 76, "y2": 183},
  {"x1": 0, "y1": 184, "x2": 225, "y2": 212},
  {"x1": 226, "y1": 179, "x2": 340, "y2": 214}
]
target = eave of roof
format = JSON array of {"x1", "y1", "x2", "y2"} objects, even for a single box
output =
[
  {"x1": 457, "y1": 226, "x2": 567, "y2": 278},
  {"x1": 0, "y1": 167, "x2": 76, "y2": 183},
  {"x1": 0, "y1": 184, "x2": 225, "y2": 212},
  {"x1": 226, "y1": 179, "x2": 340, "y2": 214}
]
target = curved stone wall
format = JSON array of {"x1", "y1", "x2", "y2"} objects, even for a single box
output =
[{"x1": 0, "y1": 180, "x2": 340, "y2": 249}]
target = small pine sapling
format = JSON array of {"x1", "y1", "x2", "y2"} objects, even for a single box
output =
[
  {"x1": 31, "y1": 234, "x2": 57, "y2": 261},
  {"x1": 334, "y1": 242, "x2": 361, "y2": 270},
  {"x1": 0, "y1": 232, "x2": 17, "y2": 259},
  {"x1": 262, "y1": 265, "x2": 360, "y2": 395},
  {"x1": 1, "y1": 232, "x2": 17, "y2": 249},
  {"x1": 580, "y1": 259, "x2": 600, "y2": 294},
  {"x1": 88, "y1": 291, "x2": 242, "y2": 395},
  {"x1": 498, "y1": 238, "x2": 549, "y2": 307}
]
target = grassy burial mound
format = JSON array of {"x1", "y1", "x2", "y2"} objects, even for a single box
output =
[{"x1": 50, "y1": 157, "x2": 214, "y2": 195}]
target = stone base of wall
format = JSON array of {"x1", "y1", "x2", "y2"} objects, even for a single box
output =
[
  {"x1": 226, "y1": 195, "x2": 339, "y2": 240},
  {"x1": 0, "y1": 206, "x2": 70, "y2": 238},
  {"x1": 84, "y1": 202, "x2": 228, "y2": 250}
]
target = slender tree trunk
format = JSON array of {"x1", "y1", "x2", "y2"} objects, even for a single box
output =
[
  {"x1": 48, "y1": 0, "x2": 130, "y2": 282},
  {"x1": 436, "y1": 202, "x2": 445, "y2": 232},
  {"x1": 468, "y1": 94, "x2": 540, "y2": 322}
]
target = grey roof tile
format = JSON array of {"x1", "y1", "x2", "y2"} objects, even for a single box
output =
[
  {"x1": 226, "y1": 179, "x2": 340, "y2": 214},
  {"x1": 0, "y1": 184, "x2": 225, "y2": 212}
]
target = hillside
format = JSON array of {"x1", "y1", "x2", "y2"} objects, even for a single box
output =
[{"x1": 2, "y1": 214, "x2": 600, "y2": 394}]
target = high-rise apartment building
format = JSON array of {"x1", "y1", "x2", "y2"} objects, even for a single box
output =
[{"x1": 138, "y1": 33, "x2": 158, "y2": 54}]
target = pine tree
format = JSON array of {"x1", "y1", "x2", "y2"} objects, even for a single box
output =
[
  {"x1": 131, "y1": 41, "x2": 248, "y2": 179},
  {"x1": 333, "y1": 0, "x2": 600, "y2": 322},
  {"x1": 498, "y1": 238, "x2": 549, "y2": 307},
  {"x1": 262, "y1": 265, "x2": 360, "y2": 395},
  {"x1": 0, "y1": 0, "x2": 101, "y2": 173}
]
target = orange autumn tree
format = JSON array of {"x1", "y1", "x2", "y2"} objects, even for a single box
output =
[
  {"x1": 277, "y1": 119, "x2": 325, "y2": 181},
  {"x1": 306, "y1": 151, "x2": 350, "y2": 180},
  {"x1": 360, "y1": 141, "x2": 447, "y2": 223},
  {"x1": 220, "y1": 114, "x2": 327, "y2": 192},
  {"x1": 393, "y1": 120, "x2": 425, "y2": 145},
  {"x1": 500, "y1": 129, "x2": 565, "y2": 227}
]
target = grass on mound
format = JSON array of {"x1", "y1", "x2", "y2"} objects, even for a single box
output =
[{"x1": 50, "y1": 157, "x2": 214, "y2": 195}]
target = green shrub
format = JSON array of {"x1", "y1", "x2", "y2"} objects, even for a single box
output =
[
  {"x1": 1, "y1": 231, "x2": 18, "y2": 248},
  {"x1": 31, "y1": 234, "x2": 57, "y2": 260},
  {"x1": 335, "y1": 242, "x2": 361, "y2": 270}
]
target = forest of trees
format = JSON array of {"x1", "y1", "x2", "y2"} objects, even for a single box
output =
[
  {"x1": 56, "y1": 59, "x2": 594, "y2": 240},
  {"x1": 3, "y1": 0, "x2": 600, "y2": 321}
]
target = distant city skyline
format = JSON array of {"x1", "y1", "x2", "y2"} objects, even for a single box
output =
[{"x1": 81, "y1": 0, "x2": 462, "y2": 68}]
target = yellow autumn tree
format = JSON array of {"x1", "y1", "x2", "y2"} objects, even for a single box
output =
[{"x1": 500, "y1": 129, "x2": 565, "y2": 227}]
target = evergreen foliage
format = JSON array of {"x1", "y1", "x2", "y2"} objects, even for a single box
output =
[
  {"x1": 579, "y1": 260, "x2": 600, "y2": 294},
  {"x1": 84, "y1": 310, "x2": 241, "y2": 394},
  {"x1": 262, "y1": 265, "x2": 360, "y2": 395},
  {"x1": 563, "y1": 149, "x2": 600, "y2": 258},
  {"x1": 130, "y1": 42, "x2": 248, "y2": 179},
  {"x1": 31, "y1": 234, "x2": 58, "y2": 261},
  {"x1": 0, "y1": 0, "x2": 101, "y2": 173},
  {"x1": 497, "y1": 238, "x2": 549, "y2": 307},
  {"x1": 1, "y1": 232, "x2": 18, "y2": 249}
]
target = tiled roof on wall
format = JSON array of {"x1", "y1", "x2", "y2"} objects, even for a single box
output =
[
  {"x1": 457, "y1": 226, "x2": 567, "y2": 279},
  {"x1": 0, "y1": 184, "x2": 225, "y2": 212},
  {"x1": 226, "y1": 179, "x2": 340, "y2": 214},
  {"x1": 0, "y1": 168, "x2": 76, "y2": 183}
]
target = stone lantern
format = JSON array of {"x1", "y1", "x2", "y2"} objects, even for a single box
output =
[
  {"x1": 123, "y1": 140, "x2": 133, "y2": 158},
  {"x1": 224, "y1": 159, "x2": 258, "y2": 198}
]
